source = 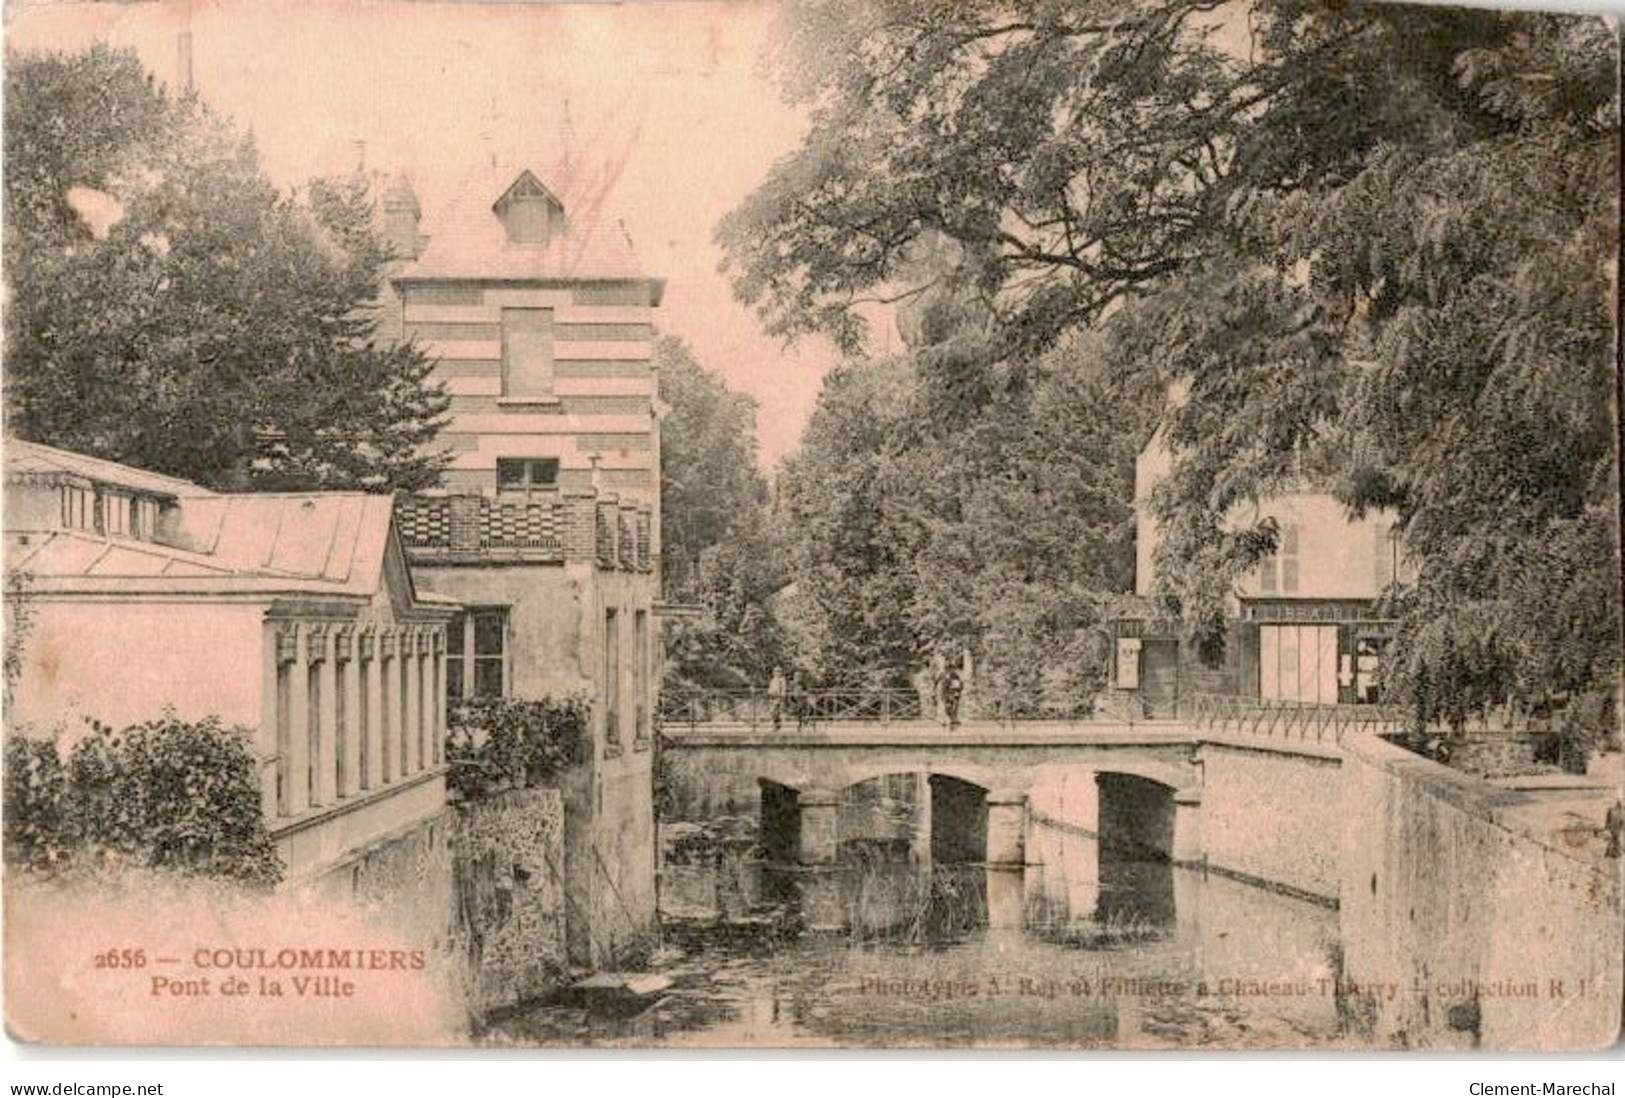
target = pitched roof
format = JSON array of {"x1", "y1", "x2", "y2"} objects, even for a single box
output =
[
  {"x1": 395, "y1": 165, "x2": 664, "y2": 297},
  {"x1": 5, "y1": 439, "x2": 208, "y2": 499}
]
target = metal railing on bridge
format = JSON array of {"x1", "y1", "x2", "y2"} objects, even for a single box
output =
[
  {"x1": 1179, "y1": 692, "x2": 1407, "y2": 744},
  {"x1": 656, "y1": 687, "x2": 1167, "y2": 732},
  {"x1": 658, "y1": 688, "x2": 927, "y2": 730},
  {"x1": 658, "y1": 685, "x2": 1417, "y2": 744}
]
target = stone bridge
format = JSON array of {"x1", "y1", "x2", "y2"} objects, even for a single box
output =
[{"x1": 659, "y1": 720, "x2": 1208, "y2": 868}]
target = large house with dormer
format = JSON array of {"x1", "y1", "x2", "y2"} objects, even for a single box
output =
[
  {"x1": 376, "y1": 165, "x2": 664, "y2": 964},
  {"x1": 1112, "y1": 420, "x2": 1415, "y2": 716}
]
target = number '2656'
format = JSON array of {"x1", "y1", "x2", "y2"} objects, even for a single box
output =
[{"x1": 93, "y1": 949, "x2": 147, "y2": 969}]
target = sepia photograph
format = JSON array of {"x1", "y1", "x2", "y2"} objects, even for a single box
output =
[{"x1": 0, "y1": 0, "x2": 1620, "y2": 1062}]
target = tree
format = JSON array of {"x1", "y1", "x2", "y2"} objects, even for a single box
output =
[
  {"x1": 726, "y1": 2, "x2": 1619, "y2": 730},
  {"x1": 655, "y1": 337, "x2": 791, "y2": 691},
  {"x1": 4, "y1": 45, "x2": 450, "y2": 492},
  {"x1": 776, "y1": 358, "x2": 923, "y2": 687},
  {"x1": 1115, "y1": 10, "x2": 1619, "y2": 728},
  {"x1": 657, "y1": 336, "x2": 772, "y2": 595},
  {"x1": 777, "y1": 332, "x2": 1153, "y2": 706},
  {"x1": 718, "y1": 0, "x2": 1261, "y2": 359}
]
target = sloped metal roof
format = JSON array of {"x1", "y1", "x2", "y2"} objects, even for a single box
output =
[
  {"x1": 9, "y1": 493, "x2": 454, "y2": 606},
  {"x1": 5, "y1": 439, "x2": 209, "y2": 499}
]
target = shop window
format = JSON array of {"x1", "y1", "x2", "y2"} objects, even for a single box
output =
[
  {"x1": 1258, "y1": 623, "x2": 1338, "y2": 704},
  {"x1": 1355, "y1": 636, "x2": 1387, "y2": 703}
]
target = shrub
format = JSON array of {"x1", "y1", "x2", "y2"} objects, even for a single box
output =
[
  {"x1": 3, "y1": 732, "x2": 69, "y2": 870},
  {"x1": 3, "y1": 715, "x2": 281, "y2": 886},
  {"x1": 445, "y1": 695, "x2": 590, "y2": 802}
]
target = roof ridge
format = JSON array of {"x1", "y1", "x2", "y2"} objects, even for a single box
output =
[{"x1": 5, "y1": 439, "x2": 208, "y2": 493}]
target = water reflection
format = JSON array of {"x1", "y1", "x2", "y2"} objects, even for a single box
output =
[
  {"x1": 663, "y1": 806, "x2": 1185, "y2": 945},
  {"x1": 487, "y1": 813, "x2": 1345, "y2": 1048}
]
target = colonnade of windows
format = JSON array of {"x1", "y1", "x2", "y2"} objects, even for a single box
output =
[{"x1": 268, "y1": 619, "x2": 446, "y2": 820}]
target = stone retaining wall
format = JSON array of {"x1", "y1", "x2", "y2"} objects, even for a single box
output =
[
  {"x1": 1198, "y1": 737, "x2": 1343, "y2": 902},
  {"x1": 319, "y1": 786, "x2": 567, "y2": 1025},
  {"x1": 454, "y1": 787, "x2": 567, "y2": 1019},
  {"x1": 1337, "y1": 734, "x2": 1621, "y2": 1050}
]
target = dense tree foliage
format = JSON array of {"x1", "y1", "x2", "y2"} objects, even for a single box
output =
[
  {"x1": 656, "y1": 338, "x2": 792, "y2": 692},
  {"x1": 778, "y1": 334, "x2": 1154, "y2": 709},
  {"x1": 4, "y1": 46, "x2": 450, "y2": 491},
  {"x1": 724, "y1": 2, "x2": 1619, "y2": 731},
  {"x1": 658, "y1": 336, "x2": 772, "y2": 594}
]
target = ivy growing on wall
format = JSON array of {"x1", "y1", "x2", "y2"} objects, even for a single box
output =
[
  {"x1": 3, "y1": 715, "x2": 282, "y2": 885},
  {"x1": 444, "y1": 695, "x2": 591, "y2": 803}
]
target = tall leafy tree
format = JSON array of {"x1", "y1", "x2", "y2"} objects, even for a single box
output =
[
  {"x1": 725, "y1": 2, "x2": 1619, "y2": 730},
  {"x1": 778, "y1": 334, "x2": 1153, "y2": 706},
  {"x1": 657, "y1": 336, "x2": 772, "y2": 595},
  {"x1": 656, "y1": 337, "x2": 791, "y2": 691},
  {"x1": 4, "y1": 45, "x2": 450, "y2": 492},
  {"x1": 1115, "y1": 10, "x2": 1619, "y2": 730}
]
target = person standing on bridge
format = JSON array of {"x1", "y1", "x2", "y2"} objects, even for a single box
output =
[
  {"x1": 791, "y1": 670, "x2": 811, "y2": 731},
  {"x1": 930, "y1": 648, "x2": 948, "y2": 726},
  {"x1": 943, "y1": 665, "x2": 964, "y2": 729},
  {"x1": 768, "y1": 665, "x2": 788, "y2": 731}
]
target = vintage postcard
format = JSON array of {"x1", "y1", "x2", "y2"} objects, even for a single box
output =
[{"x1": 1, "y1": 0, "x2": 1620, "y2": 1052}]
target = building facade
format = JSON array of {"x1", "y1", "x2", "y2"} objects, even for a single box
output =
[
  {"x1": 1115, "y1": 422, "x2": 1414, "y2": 715},
  {"x1": 381, "y1": 166, "x2": 664, "y2": 964},
  {"x1": 4, "y1": 441, "x2": 460, "y2": 881}
]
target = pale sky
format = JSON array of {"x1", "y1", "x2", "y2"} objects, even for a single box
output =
[{"x1": 4, "y1": 0, "x2": 852, "y2": 466}]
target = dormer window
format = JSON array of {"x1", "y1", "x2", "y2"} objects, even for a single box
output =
[
  {"x1": 52, "y1": 481, "x2": 165, "y2": 540},
  {"x1": 493, "y1": 171, "x2": 565, "y2": 246}
]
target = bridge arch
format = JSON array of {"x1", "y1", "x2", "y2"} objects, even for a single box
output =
[
  {"x1": 837, "y1": 762, "x2": 999, "y2": 796},
  {"x1": 1094, "y1": 772, "x2": 1203, "y2": 865},
  {"x1": 758, "y1": 779, "x2": 801, "y2": 865}
]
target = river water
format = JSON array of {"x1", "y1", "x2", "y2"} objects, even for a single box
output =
[{"x1": 486, "y1": 813, "x2": 1350, "y2": 1049}]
